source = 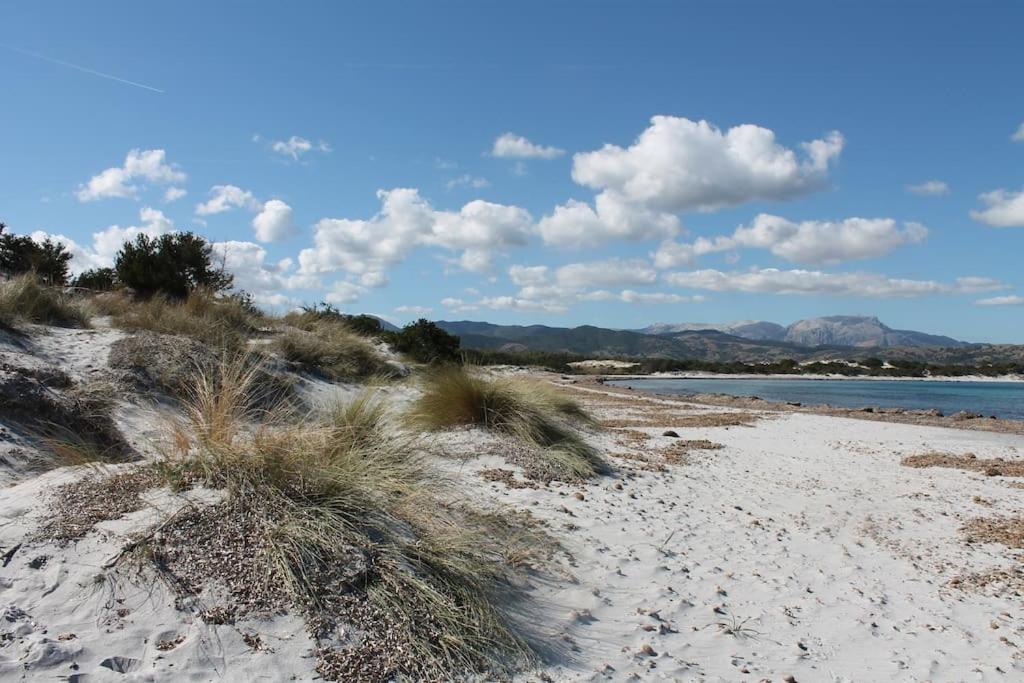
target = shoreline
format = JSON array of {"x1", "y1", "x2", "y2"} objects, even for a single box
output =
[
  {"x1": 577, "y1": 374, "x2": 1024, "y2": 435},
  {"x1": 604, "y1": 371, "x2": 1024, "y2": 383}
]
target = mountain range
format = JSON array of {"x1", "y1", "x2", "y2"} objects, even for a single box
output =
[
  {"x1": 435, "y1": 315, "x2": 1010, "y2": 364},
  {"x1": 636, "y1": 315, "x2": 967, "y2": 349}
]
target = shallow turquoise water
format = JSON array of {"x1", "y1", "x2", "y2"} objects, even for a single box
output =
[{"x1": 606, "y1": 377, "x2": 1024, "y2": 420}]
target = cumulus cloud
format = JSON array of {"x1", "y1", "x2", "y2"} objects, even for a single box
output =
[
  {"x1": 491, "y1": 133, "x2": 564, "y2": 159},
  {"x1": 664, "y1": 267, "x2": 1005, "y2": 298},
  {"x1": 571, "y1": 116, "x2": 843, "y2": 214},
  {"x1": 299, "y1": 188, "x2": 532, "y2": 278},
  {"x1": 210, "y1": 240, "x2": 314, "y2": 307},
  {"x1": 652, "y1": 215, "x2": 927, "y2": 267},
  {"x1": 970, "y1": 188, "x2": 1024, "y2": 227},
  {"x1": 1012, "y1": 123, "x2": 1024, "y2": 143},
  {"x1": 76, "y1": 149, "x2": 186, "y2": 202},
  {"x1": 537, "y1": 193, "x2": 681, "y2": 248},
  {"x1": 977, "y1": 294, "x2": 1024, "y2": 306},
  {"x1": 252, "y1": 199, "x2": 297, "y2": 242},
  {"x1": 325, "y1": 280, "x2": 363, "y2": 305},
  {"x1": 163, "y1": 187, "x2": 187, "y2": 203},
  {"x1": 270, "y1": 135, "x2": 331, "y2": 161},
  {"x1": 195, "y1": 185, "x2": 261, "y2": 215},
  {"x1": 440, "y1": 297, "x2": 479, "y2": 313},
  {"x1": 553, "y1": 258, "x2": 657, "y2": 289},
  {"x1": 906, "y1": 180, "x2": 950, "y2": 196}
]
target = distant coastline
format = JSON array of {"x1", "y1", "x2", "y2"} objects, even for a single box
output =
[{"x1": 605, "y1": 371, "x2": 1024, "y2": 383}]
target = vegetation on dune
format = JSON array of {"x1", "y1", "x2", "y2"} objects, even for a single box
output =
[
  {"x1": 152, "y1": 360, "x2": 542, "y2": 680},
  {"x1": 384, "y1": 318, "x2": 461, "y2": 364},
  {"x1": 275, "y1": 321, "x2": 394, "y2": 381},
  {"x1": 114, "y1": 231, "x2": 233, "y2": 299},
  {"x1": 0, "y1": 222, "x2": 73, "y2": 286},
  {"x1": 110, "y1": 289, "x2": 261, "y2": 351},
  {"x1": 410, "y1": 365, "x2": 606, "y2": 481},
  {"x1": 71, "y1": 267, "x2": 118, "y2": 291},
  {"x1": 0, "y1": 273, "x2": 89, "y2": 328}
]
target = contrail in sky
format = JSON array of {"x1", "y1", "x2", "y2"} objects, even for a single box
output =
[{"x1": 1, "y1": 43, "x2": 164, "y2": 93}]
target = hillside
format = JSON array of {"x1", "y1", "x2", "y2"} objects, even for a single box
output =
[{"x1": 641, "y1": 315, "x2": 968, "y2": 348}]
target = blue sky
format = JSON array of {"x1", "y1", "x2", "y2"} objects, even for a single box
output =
[{"x1": 1, "y1": 0, "x2": 1022, "y2": 342}]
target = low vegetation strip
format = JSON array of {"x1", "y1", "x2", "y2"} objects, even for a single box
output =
[
  {"x1": 901, "y1": 452, "x2": 1024, "y2": 477},
  {"x1": 0, "y1": 274, "x2": 89, "y2": 328}
]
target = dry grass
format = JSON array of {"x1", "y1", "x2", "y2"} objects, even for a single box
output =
[
  {"x1": 410, "y1": 366, "x2": 608, "y2": 481},
  {"x1": 901, "y1": 452, "x2": 1024, "y2": 477},
  {"x1": 601, "y1": 412, "x2": 757, "y2": 429},
  {"x1": 0, "y1": 274, "x2": 89, "y2": 328},
  {"x1": 150, "y1": 359, "x2": 543, "y2": 680},
  {"x1": 274, "y1": 322, "x2": 393, "y2": 381},
  {"x1": 962, "y1": 516, "x2": 1024, "y2": 548},
  {"x1": 110, "y1": 290, "x2": 260, "y2": 350}
]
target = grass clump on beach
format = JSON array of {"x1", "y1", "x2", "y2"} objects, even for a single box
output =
[
  {"x1": 152, "y1": 358, "x2": 540, "y2": 681},
  {"x1": 0, "y1": 273, "x2": 89, "y2": 328},
  {"x1": 109, "y1": 289, "x2": 261, "y2": 351},
  {"x1": 274, "y1": 320, "x2": 393, "y2": 381},
  {"x1": 410, "y1": 366, "x2": 607, "y2": 481}
]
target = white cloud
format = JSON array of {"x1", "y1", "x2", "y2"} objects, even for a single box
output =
[
  {"x1": 970, "y1": 188, "x2": 1024, "y2": 227},
  {"x1": 325, "y1": 280, "x2": 363, "y2": 305},
  {"x1": 730, "y1": 214, "x2": 927, "y2": 264},
  {"x1": 252, "y1": 199, "x2": 297, "y2": 242},
  {"x1": 441, "y1": 297, "x2": 479, "y2": 313},
  {"x1": 906, "y1": 180, "x2": 950, "y2": 196},
  {"x1": 491, "y1": 133, "x2": 565, "y2": 159},
  {"x1": 299, "y1": 188, "x2": 532, "y2": 278},
  {"x1": 553, "y1": 258, "x2": 657, "y2": 289},
  {"x1": 1012, "y1": 123, "x2": 1024, "y2": 142},
  {"x1": 977, "y1": 294, "x2": 1024, "y2": 306},
  {"x1": 76, "y1": 149, "x2": 186, "y2": 202},
  {"x1": 270, "y1": 135, "x2": 331, "y2": 161},
  {"x1": 210, "y1": 240, "x2": 316, "y2": 304},
  {"x1": 395, "y1": 305, "x2": 433, "y2": 315},
  {"x1": 508, "y1": 265, "x2": 549, "y2": 286},
  {"x1": 652, "y1": 215, "x2": 926, "y2": 267},
  {"x1": 360, "y1": 271, "x2": 389, "y2": 288},
  {"x1": 619, "y1": 290, "x2": 705, "y2": 304},
  {"x1": 195, "y1": 185, "x2": 261, "y2": 215},
  {"x1": 163, "y1": 187, "x2": 187, "y2": 203},
  {"x1": 664, "y1": 267, "x2": 1005, "y2": 298},
  {"x1": 446, "y1": 174, "x2": 490, "y2": 190},
  {"x1": 537, "y1": 193, "x2": 681, "y2": 248},
  {"x1": 572, "y1": 116, "x2": 843, "y2": 214}
]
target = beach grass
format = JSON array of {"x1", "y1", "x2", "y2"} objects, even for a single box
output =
[
  {"x1": 410, "y1": 365, "x2": 607, "y2": 481},
  {"x1": 274, "y1": 320, "x2": 393, "y2": 381},
  {"x1": 107, "y1": 289, "x2": 260, "y2": 351},
  {"x1": 156, "y1": 357, "x2": 539, "y2": 680},
  {"x1": 0, "y1": 273, "x2": 89, "y2": 328}
]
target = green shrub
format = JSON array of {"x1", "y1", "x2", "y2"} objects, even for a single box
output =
[
  {"x1": 387, "y1": 319, "x2": 460, "y2": 364},
  {"x1": 0, "y1": 223, "x2": 72, "y2": 285},
  {"x1": 72, "y1": 267, "x2": 117, "y2": 291},
  {"x1": 115, "y1": 232, "x2": 232, "y2": 299}
]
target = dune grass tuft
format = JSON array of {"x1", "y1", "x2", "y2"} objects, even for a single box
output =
[
  {"x1": 0, "y1": 273, "x2": 89, "y2": 328},
  {"x1": 110, "y1": 289, "x2": 260, "y2": 350},
  {"x1": 410, "y1": 366, "x2": 607, "y2": 481},
  {"x1": 275, "y1": 321, "x2": 393, "y2": 381},
  {"x1": 154, "y1": 359, "x2": 540, "y2": 680}
]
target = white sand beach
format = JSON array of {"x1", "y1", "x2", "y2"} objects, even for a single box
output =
[{"x1": 2, "y1": 324, "x2": 1023, "y2": 681}]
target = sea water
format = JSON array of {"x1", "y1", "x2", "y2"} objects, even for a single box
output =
[{"x1": 606, "y1": 377, "x2": 1024, "y2": 420}]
